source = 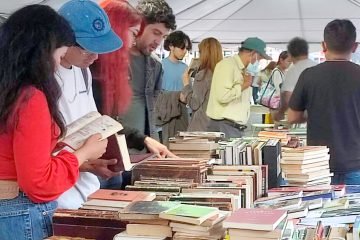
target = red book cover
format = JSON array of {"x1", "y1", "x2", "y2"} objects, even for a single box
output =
[
  {"x1": 88, "y1": 190, "x2": 143, "y2": 202},
  {"x1": 223, "y1": 208, "x2": 287, "y2": 231}
]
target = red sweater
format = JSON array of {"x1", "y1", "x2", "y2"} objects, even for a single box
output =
[{"x1": 0, "y1": 87, "x2": 79, "y2": 203}]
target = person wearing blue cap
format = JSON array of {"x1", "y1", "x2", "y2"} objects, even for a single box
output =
[
  {"x1": 207, "y1": 37, "x2": 272, "y2": 138},
  {"x1": 56, "y1": 0, "x2": 175, "y2": 209},
  {"x1": 55, "y1": 0, "x2": 122, "y2": 210}
]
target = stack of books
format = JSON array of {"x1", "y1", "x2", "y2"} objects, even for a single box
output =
[
  {"x1": 52, "y1": 209, "x2": 126, "y2": 239},
  {"x1": 281, "y1": 146, "x2": 333, "y2": 186},
  {"x1": 125, "y1": 176, "x2": 196, "y2": 201},
  {"x1": 168, "y1": 193, "x2": 241, "y2": 211},
  {"x1": 168, "y1": 131, "x2": 223, "y2": 158},
  {"x1": 257, "y1": 130, "x2": 290, "y2": 145},
  {"x1": 81, "y1": 189, "x2": 155, "y2": 211},
  {"x1": 182, "y1": 182, "x2": 252, "y2": 209},
  {"x1": 131, "y1": 157, "x2": 209, "y2": 184},
  {"x1": 223, "y1": 208, "x2": 288, "y2": 239},
  {"x1": 159, "y1": 204, "x2": 226, "y2": 240},
  {"x1": 118, "y1": 201, "x2": 180, "y2": 239}
]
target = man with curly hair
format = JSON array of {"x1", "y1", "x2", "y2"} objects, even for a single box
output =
[
  {"x1": 162, "y1": 31, "x2": 192, "y2": 91},
  {"x1": 119, "y1": 0, "x2": 176, "y2": 143}
]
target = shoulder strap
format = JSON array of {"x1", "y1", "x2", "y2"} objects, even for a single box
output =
[
  {"x1": 80, "y1": 68, "x2": 89, "y2": 94},
  {"x1": 268, "y1": 68, "x2": 282, "y2": 85}
]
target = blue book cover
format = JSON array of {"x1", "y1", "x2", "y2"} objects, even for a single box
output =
[
  {"x1": 346, "y1": 185, "x2": 360, "y2": 194},
  {"x1": 302, "y1": 190, "x2": 333, "y2": 201}
]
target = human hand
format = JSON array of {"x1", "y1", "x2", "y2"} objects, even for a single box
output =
[
  {"x1": 74, "y1": 133, "x2": 108, "y2": 164},
  {"x1": 144, "y1": 137, "x2": 178, "y2": 158},
  {"x1": 79, "y1": 158, "x2": 120, "y2": 179},
  {"x1": 179, "y1": 92, "x2": 186, "y2": 103},
  {"x1": 182, "y1": 68, "x2": 190, "y2": 86},
  {"x1": 241, "y1": 72, "x2": 252, "y2": 91}
]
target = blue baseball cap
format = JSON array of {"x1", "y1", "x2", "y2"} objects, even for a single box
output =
[{"x1": 58, "y1": 0, "x2": 122, "y2": 54}]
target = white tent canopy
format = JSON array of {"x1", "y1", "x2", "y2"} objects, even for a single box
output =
[{"x1": 1, "y1": 0, "x2": 360, "y2": 51}]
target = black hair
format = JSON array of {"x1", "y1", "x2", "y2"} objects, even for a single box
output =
[
  {"x1": 277, "y1": 51, "x2": 289, "y2": 65},
  {"x1": 287, "y1": 37, "x2": 309, "y2": 58},
  {"x1": 136, "y1": 0, "x2": 176, "y2": 30},
  {"x1": 324, "y1": 19, "x2": 356, "y2": 53},
  {"x1": 163, "y1": 31, "x2": 192, "y2": 51},
  {"x1": 0, "y1": 5, "x2": 75, "y2": 136}
]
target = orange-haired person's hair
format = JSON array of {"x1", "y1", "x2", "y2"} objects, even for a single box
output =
[
  {"x1": 198, "y1": 37, "x2": 223, "y2": 77},
  {"x1": 94, "y1": 0, "x2": 143, "y2": 116}
]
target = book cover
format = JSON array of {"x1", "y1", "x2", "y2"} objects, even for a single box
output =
[
  {"x1": 223, "y1": 208, "x2": 287, "y2": 231},
  {"x1": 159, "y1": 204, "x2": 219, "y2": 225},
  {"x1": 122, "y1": 201, "x2": 181, "y2": 215},
  {"x1": 88, "y1": 189, "x2": 154, "y2": 202},
  {"x1": 161, "y1": 204, "x2": 218, "y2": 219}
]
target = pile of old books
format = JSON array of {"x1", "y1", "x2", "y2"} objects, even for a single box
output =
[
  {"x1": 125, "y1": 176, "x2": 196, "y2": 201},
  {"x1": 168, "y1": 131, "x2": 224, "y2": 158},
  {"x1": 118, "y1": 201, "x2": 178, "y2": 239},
  {"x1": 52, "y1": 209, "x2": 127, "y2": 240},
  {"x1": 117, "y1": 201, "x2": 227, "y2": 240},
  {"x1": 258, "y1": 130, "x2": 290, "y2": 145},
  {"x1": 281, "y1": 146, "x2": 332, "y2": 187},
  {"x1": 216, "y1": 138, "x2": 282, "y2": 190},
  {"x1": 182, "y1": 182, "x2": 252, "y2": 209},
  {"x1": 223, "y1": 208, "x2": 290, "y2": 240},
  {"x1": 160, "y1": 204, "x2": 226, "y2": 240},
  {"x1": 81, "y1": 189, "x2": 155, "y2": 211},
  {"x1": 131, "y1": 157, "x2": 209, "y2": 184}
]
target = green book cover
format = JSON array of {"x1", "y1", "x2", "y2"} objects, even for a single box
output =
[{"x1": 163, "y1": 204, "x2": 217, "y2": 218}]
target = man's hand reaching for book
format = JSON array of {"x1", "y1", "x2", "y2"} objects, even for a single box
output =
[
  {"x1": 79, "y1": 158, "x2": 120, "y2": 179},
  {"x1": 144, "y1": 137, "x2": 178, "y2": 158}
]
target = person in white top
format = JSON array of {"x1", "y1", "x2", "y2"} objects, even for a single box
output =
[
  {"x1": 272, "y1": 51, "x2": 292, "y2": 96},
  {"x1": 56, "y1": 0, "x2": 122, "y2": 209},
  {"x1": 57, "y1": 0, "x2": 174, "y2": 209},
  {"x1": 273, "y1": 37, "x2": 317, "y2": 121}
]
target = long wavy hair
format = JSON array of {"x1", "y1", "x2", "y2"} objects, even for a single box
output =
[
  {"x1": 95, "y1": 0, "x2": 143, "y2": 116},
  {"x1": 0, "y1": 5, "x2": 75, "y2": 136},
  {"x1": 198, "y1": 38, "x2": 223, "y2": 76}
]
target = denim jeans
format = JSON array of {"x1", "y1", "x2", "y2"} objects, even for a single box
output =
[
  {"x1": 0, "y1": 192, "x2": 57, "y2": 240},
  {"x1": 331, "y1": 170, "x2": 360, "y2": 185}
]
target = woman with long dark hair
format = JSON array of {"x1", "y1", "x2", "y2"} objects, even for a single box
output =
[{"x1": 0, "y1": 5, "x2": 107, "y2": 239}]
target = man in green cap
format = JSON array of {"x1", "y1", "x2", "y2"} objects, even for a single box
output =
[{"x1": 207, "y1": 37, "x2": 271, "y2": 138}]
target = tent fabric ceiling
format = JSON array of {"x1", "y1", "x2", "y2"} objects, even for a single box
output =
[{"x1": 1, "y1": 0, "x2": 360, "y2": 50}]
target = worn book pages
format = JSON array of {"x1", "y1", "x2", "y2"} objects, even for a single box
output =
[{"x1": 60, "y1": 111, "x2": 123, "y2": 150}]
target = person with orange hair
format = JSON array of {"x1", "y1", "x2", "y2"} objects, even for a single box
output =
[
  {"x1": 92, "y1": 0, "x2": 176, "y2": 189},
  {"x1": 180, "y1": 38, "x2": 223, "y2": 131},
  {"x1": 94, "y1": 0, "x2": 142, "y2": 116}
]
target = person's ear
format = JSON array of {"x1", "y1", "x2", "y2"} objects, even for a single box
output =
[
  {"x1": 321, "y1": 41, "x2": 327, "y2": 53},
  {"x1": 169, "y1": 45, "x2": 175, "y2": 52},
  {"x1": 351, "y1": 42, "x2": 358, "y2": 53}
]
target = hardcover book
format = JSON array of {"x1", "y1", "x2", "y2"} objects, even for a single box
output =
[
  {"x1": 223, "y1": 208, "x2": 287, "y2": 231},
  {"x1": 159, "y1": 204, "x2": 219, "y2": 225}
]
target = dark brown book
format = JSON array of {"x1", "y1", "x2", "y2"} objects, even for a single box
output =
[{"x1": 52, "y1": 209, "x2": 126, "y2": 240}]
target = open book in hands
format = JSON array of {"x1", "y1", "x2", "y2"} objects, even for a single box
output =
[{"x1": 56, "y1": 111, "x2": 132, "y2": 172}]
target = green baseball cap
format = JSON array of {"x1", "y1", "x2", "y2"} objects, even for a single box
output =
[{"x1": 241, "y1": 37, "x2": 272, "y2": 60}]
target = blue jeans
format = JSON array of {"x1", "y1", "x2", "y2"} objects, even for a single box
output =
[
  {"x1": 331, "y1": 170, "x2": 360, "y2": 185},
  {"x1": 0, "y1": 192, "x2": 57, "y2": 240}
]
